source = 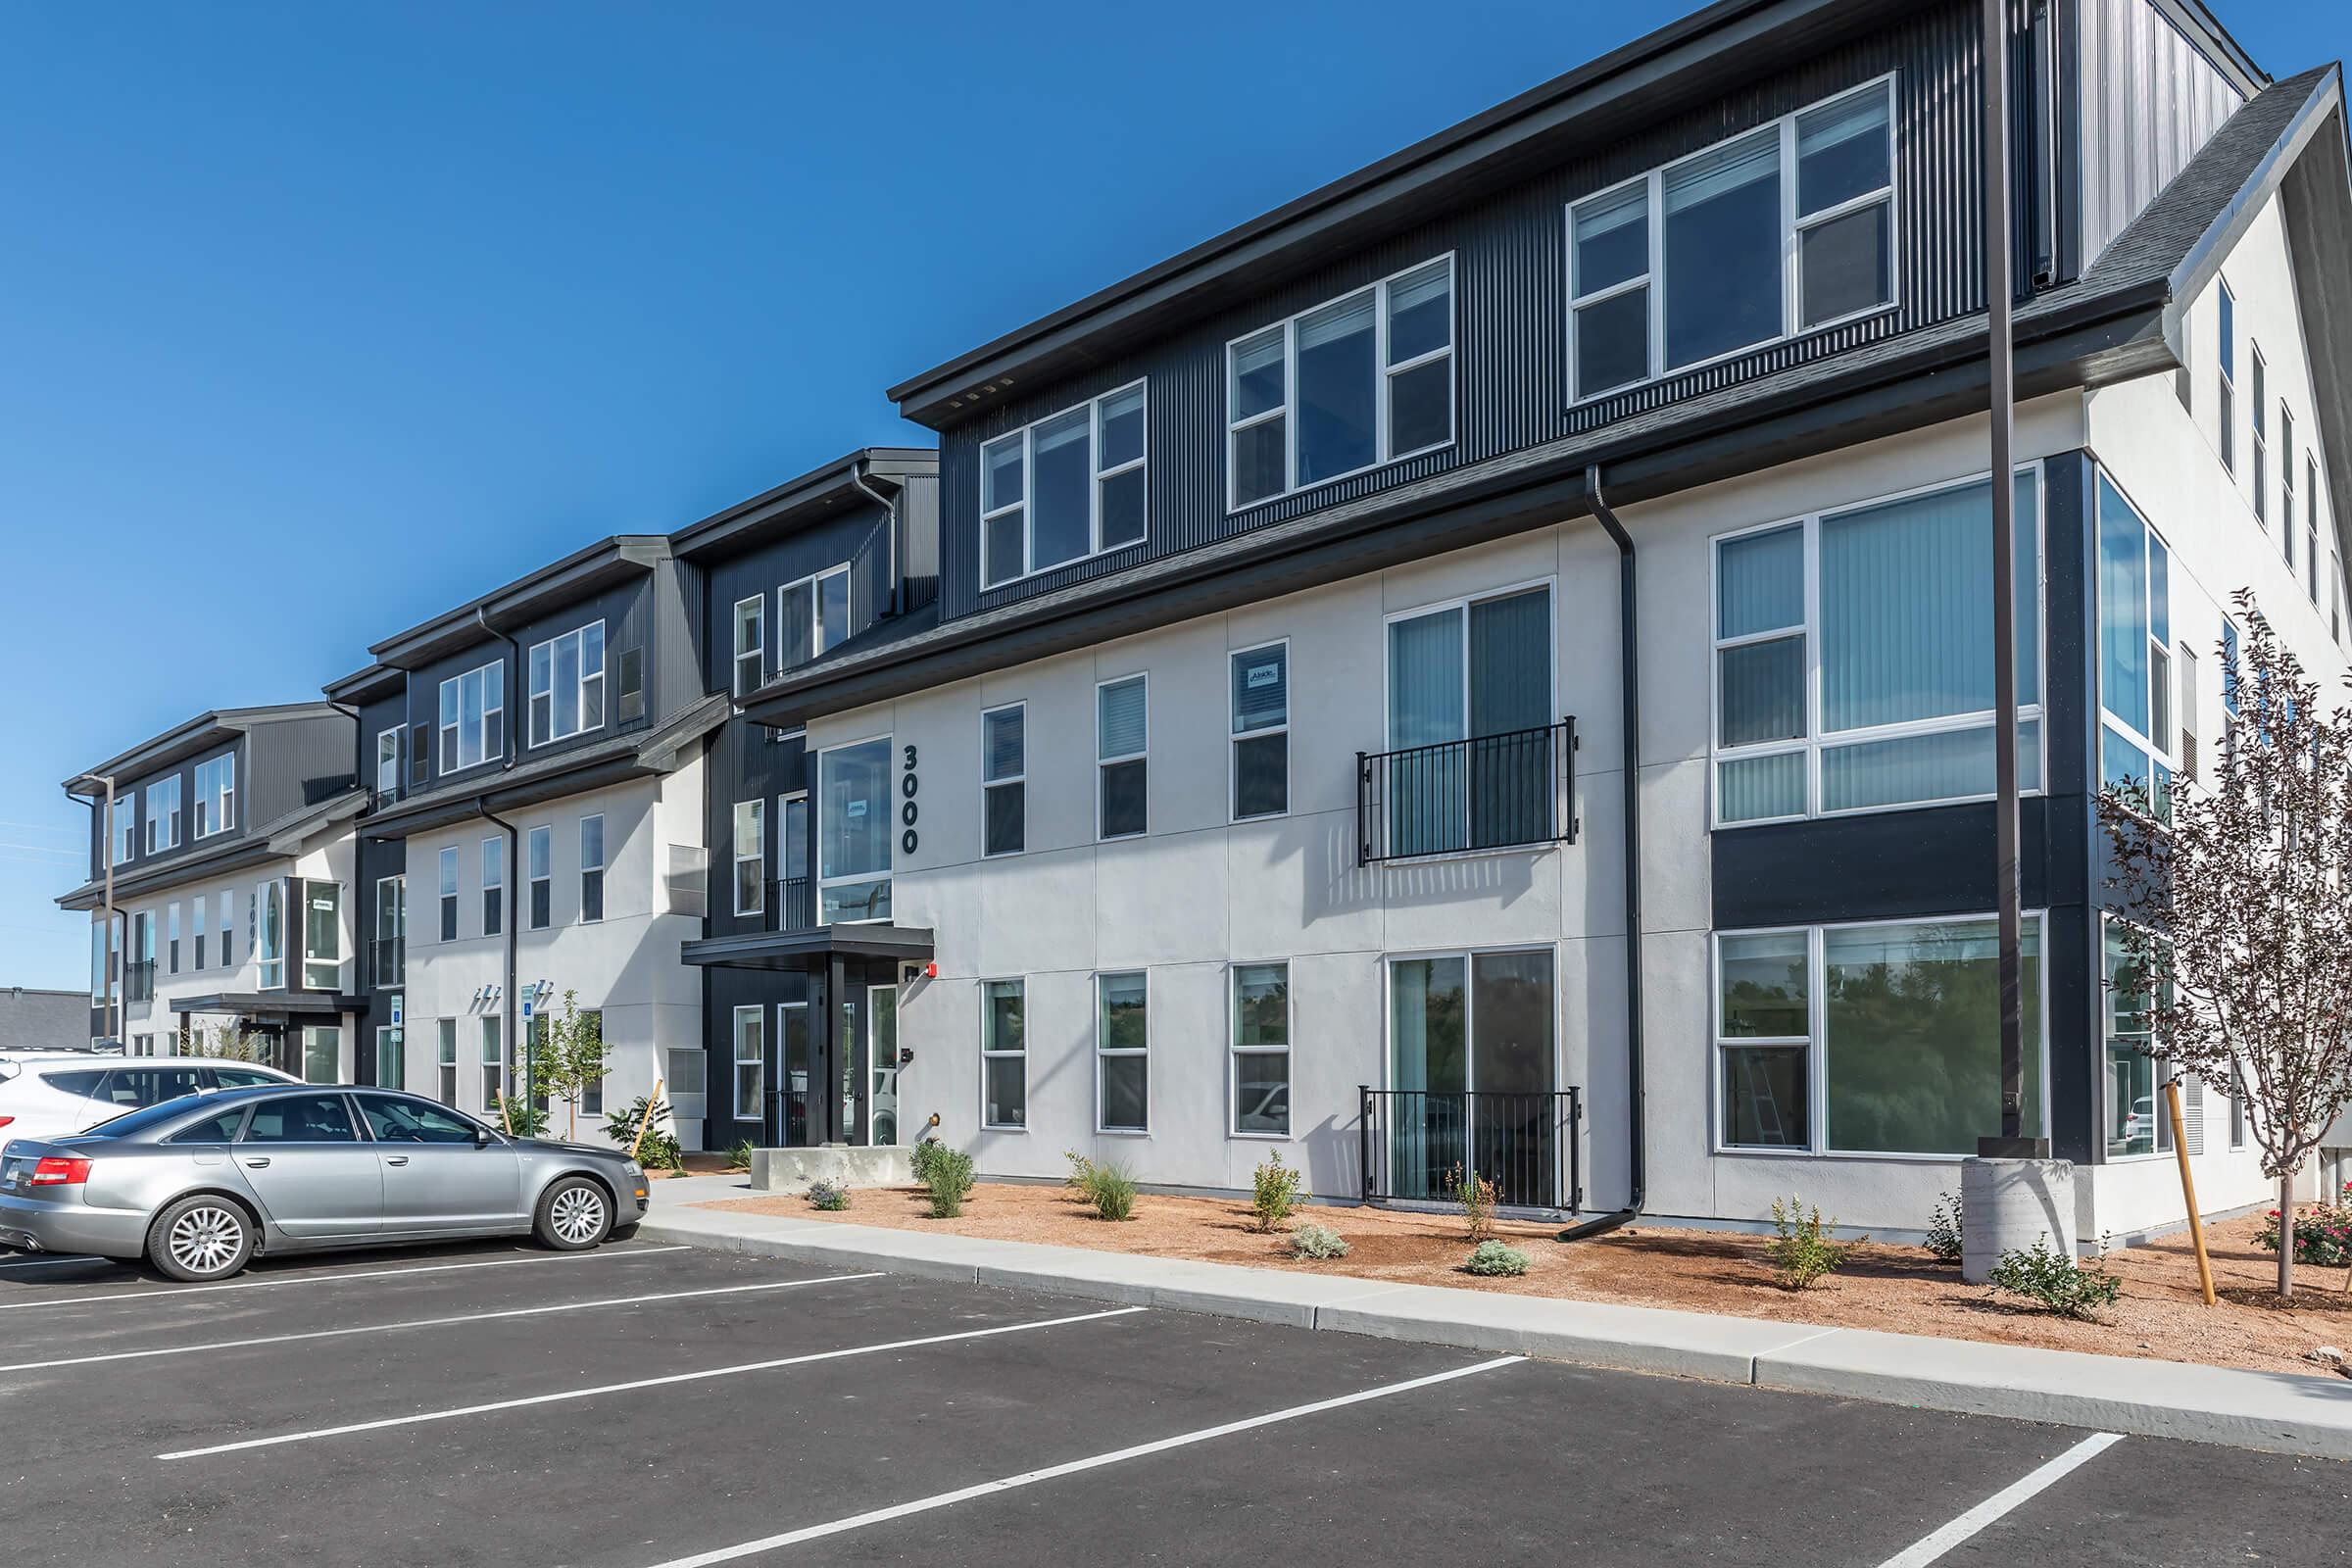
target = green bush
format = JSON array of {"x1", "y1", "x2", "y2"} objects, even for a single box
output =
[
  {"x1": 909, "y1": 1138, "x2": 949, "y2": 1187},
  {"x1": 1924, "y1": 1190, "x2": 1964, "y2": 1265},
  {"x1": 1451, "y1": 1165, "x2": 1498, "y2": 1243},
  {"x1": 1250, "y1": 1151, "x2": 1309, "y2": 1233},
  {"x1": 1766, "y1": 1195, "x2": 1854, "y2": 1290},
  {"x1": 923, "y1": 1146, "x2": 976, "y2": 1219},
  {"x1": 2255, "y1": 1184, "x2": 2352, "y2": 1266},
  {"x1": 1289, "y1": 1222, "x2": 1350, "y2": 1260},
  {"x1": 496, "y1": 1096, "x2": 550, "y2": 1138},
  {"x1": 1464, "y1": 1241, "x2": 1531, "y2": 1277},
  {"x1": 602, "y1": 1096, "x2": 681, "y2": 1169},
  {"x1": 1988, "y1": 1236, "x2": 2122, "y2": 1320},
  {"x1": 725, "y1": 1139, "x2": 756, "y2": 1174},
  {"x1": 806, "y1": 1178, "x2": 851, "y2": 1212},
  {"x1": 1061, "y1": 1150, "x2": 1096, "y2": 1198},
  {"x1": 1081, "y1": 1159, "x2": 1138, "y2": 1221}
]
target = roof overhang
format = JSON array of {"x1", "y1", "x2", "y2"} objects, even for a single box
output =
[
  {"x1": 63, "y1": 704, "x2": 344, "y2": 794},
  {"x1": 2272, "y1": 89, "x2": 2352, "y2": 576},
  {"x1": 58, "y1": 790, "x2": 367, "y2": 912},
  {"x1": 680, "y1": 925, "x2": 935, "y2": 970},
  {"x1": 368, "y1": 536, "x2": 673, "y2": 670},
  {"x1": 323, "y1": 662, "x2": 406, "y2": 706},
  {"x1": 669, "y1": 448, "x2": 936, "y2": 563},
  {"x1": 167, "y1": 993, "x2": 364, "y2": 1018}
]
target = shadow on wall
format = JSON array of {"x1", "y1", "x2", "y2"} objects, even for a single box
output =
[{"x1": 1299, "y1": 1108, "x2": 1363, "y2": 1203}]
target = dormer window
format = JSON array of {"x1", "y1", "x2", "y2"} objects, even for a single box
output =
[
  {"x1": 193, "y1": 752, "x2": 235, "y2": 838},
  {"x1": 527, "y1": 622, "x2": 606, "y2": 747},
  {"x1": 438, "y1": 661, "x2": 505, "y2": 773},
  {"x1": 144, "y1": 776, "x2": 181, "y2": 854},
  {"x1": 778, "y1": 565, "x2": 853, "y2": 671},
  {"x1": 981, "y1": 383, "x2": 1149, "y2": 588}
]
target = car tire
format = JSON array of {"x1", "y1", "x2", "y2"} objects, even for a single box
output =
[
  {"x1": 146, "y1": 1195, "x2": 256, "y2": 1282},
  {"x1": 533, "y1": 1176, "x2": 612, "y2": 1251}
]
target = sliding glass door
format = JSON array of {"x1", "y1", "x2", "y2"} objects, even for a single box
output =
[
  {"x1": 1385, "y1": 586, "x2": 1553, "y2": 857},
  {"x1": 1386, "y1": 949, "x2": 1558, "y2": 1204}
]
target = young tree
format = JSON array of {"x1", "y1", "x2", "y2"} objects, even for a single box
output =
[
  {"x1": 2100, "y1": 595, "x2": 2352, "y2": 1298},
  {"x1": 534, "y1": 991, "x2": 610, "y2": 1141},
  {"x1": 198, "y1": 1021, "x2": 277, "y2": 1066}
]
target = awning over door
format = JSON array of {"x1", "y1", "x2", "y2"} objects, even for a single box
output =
[{"x1": 680, "y1": 924, "x2": 934, "y2": 972}]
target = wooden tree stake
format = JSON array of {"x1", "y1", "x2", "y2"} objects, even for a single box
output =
[{"x1": 2165, "y1": 1078, "x2": 2218, "y2": 1306}]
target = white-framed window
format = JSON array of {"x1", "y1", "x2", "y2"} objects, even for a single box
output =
[
  {"x1": 481, "y1": 836, "x2": 504, "y2": 937},
  {"x1": 437, "y1": 1018, "x2": 459, "y2": 1105},
  {"x1": 218, "y1": 890, "x2": 233, "y2": 968},
  {"x1": 982, "y1": 703, "x2": 1025, "y2": 858},
  {"x1": 777, "y1": 565, "x2": 854, "y2": 671},
  {"x1": 732, "y1": 1004, "x2": 763, "y2": 1122},
  {"x1": 373, "y1": 874, "x2": 405, "y2": 988},
  {"x1": 2102, "y1": 915, "x2": 2175, "y2": 1159},
  {"x1": 732, "y1": 595, "x2": 765, "y2": 697},
  {"x1": 437, "y1": 661, "x2": 505, "y2": 773},
  {"x1": 480, "y1": 1015, "x2": 504, "y2": 1111},
  {"x1": 528, "y1": 622, "x2": 606, "y2": 747},
  {"x1": 1096, "y1": 970, "x2": 1149, "y2": 1133},
  {"x1": 299, "y1": 878, "x2": 342, "y2": 992},
  {"x1": 145, "y1": 776, "x2": 181, "y2": 853},
  {"x1": 1569, "y1": 77, "x2": 1895, "y2": 403},
  {"x1": 982, "y1": 382, "x2": 1149, "y2": 589},
  {"x1": 733, "y1": 799, "x2": 765, "y2": 916},
  {"x1": 2097, "y1": 473, "x2": 2176, "y2": 823},
  {"x1": 1714, "y1": 912, "x2": 2047, "y2": 1155},
  {"x1": 2308, "y1": 454, "x2": 2324, "y2": 607},
  {"x1": 374, "y1": 1024, "x2": 404, "y2": 1091},
  {"x1": 1382, "y1": 581, "x2": 1557, "y2": 858},
  {"x1": 193, "y1": 752, "x2": 235, "y2": 838},
  {"x1": 580, "y1": 1008, "x2": 605, "y2": 1115},
  {"x1": 438, "y1": 846, "x2": 460, "y2": 942},
  {"x1": 579, "y1": 814, "x2": 606, "y2": 923},
  {"x1": 816, "y1": 736, "x2": 892, "y2": 925},
  {"x1": 981, "y1": 978, "x2": 1025, "y2": 1129},
  {"x1": 2283, "y1": 408, "x2": 2299, "y2": 571},
  {"x1": 112, "y1": 804, "x2": 135, "y2": 866},
  {"x1": 1228, "y1": 260, "x2": 1451, "y2": 512},
  {"x1": 779, "y1": 791, "x2": 809, "y2": 920},
  {"x1": 255, "y1": 879, "x2": 286, "y2": 990},
  {"x1": 1230, "y1": 961, "x2": 1290, "y2": 1137},
  {"x1": 1097, "y1": 674, "x2": 1148, "y2": 841},
  {"x1": 526, "y1": 825, "x2": 551, "y2": 930},
  {"x1": 167, "y1": 902, "x2": 181, "y2": 973},
  {"x1": 1711, "y1": 467, "x2": 2043, "y2": 825},
  {"x1": 2217, "y1": 281, "x2": 2237, "y2": 472},
  {"x1": 192, "y1": 891, "x2": 208, "y2": 971},
  {"x1": 2251, "y1": 348, "x2": 2269, "y2": 524},
  {"x1": 1230, "y1": 641, "x2": 1290, "y2": 820},
  {"x1": 375, "y1": 729, "x2": 400, "y2": 806}
]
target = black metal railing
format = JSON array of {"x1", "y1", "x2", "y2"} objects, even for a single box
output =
[
  {"x1": 1356, "y1": 719, "x2": 1576, "y2": 865},
  {"x1": 123, "y1": 959, "x2": 156, "y2": 1004},
  {"x1": 1360, "y1": 1087, "x2": 1581, "y2": 1212},
  {"x1": 762, "y1": 876, "x2": 816, "y2": 933}
]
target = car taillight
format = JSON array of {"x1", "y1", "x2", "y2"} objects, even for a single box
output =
[
  {"x1": 0, "y1": 1116, "x2": 13, "y2": 1129},
  {"x1": 29, "y1": 1156, "x2": 90, "y2": 1186}
]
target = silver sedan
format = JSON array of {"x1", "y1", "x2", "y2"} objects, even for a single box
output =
[{"x1": 0, "y1": 1086, "x2": 650, "y2": 1281}]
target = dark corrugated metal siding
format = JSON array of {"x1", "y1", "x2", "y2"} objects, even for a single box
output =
[
  {"x1": 937, "y1": 1, "x2": 2054, "y2": 624},
  {"x1": 695, "y1": 500, "x2": 894, "y2": 694},
  {"x1": 2076, "y1": 0, "x2": 2241, "y2": 266}
]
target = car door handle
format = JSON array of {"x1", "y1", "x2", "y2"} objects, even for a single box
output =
[
  {"x1": 383, "y1": 1155, "x2": 410, "y2": 1166},
  {"x1": 242, "y1": 1156, "x2": 270, "y2": 1169}
]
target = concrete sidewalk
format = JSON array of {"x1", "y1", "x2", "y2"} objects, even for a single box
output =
[{"x1": 638, "y1": 1174, "x2": 2352, "y2": 1460}]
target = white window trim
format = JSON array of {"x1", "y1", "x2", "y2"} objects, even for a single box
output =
[
  {"x1": 2095, "y1": 470, "x2": 2177, "y2": 811},
  {"x1": 375, "y1": 728, "x2": 400, "y2": 805},
  {"x1": 480, "y1": 835, "x2": 504, "y2": 936},
  {"x1": 2216, "y1": 278, "x2": 2237, "y2": 473},
  {"x1": 1567, "y1": 75, "x2": 1899, "y2": 406},
  {"x1": 145, "y1": 777, "x2": 181, "y2": 854},
  {"x1": 814, "y1": 734, "x2": 892, "y2": 926},
  {"x1": 1707, "y1": 466, "x2": 2048, "y2": 828},
  {"x1": 1227, "y1": 959, "x2": 1293, "y2": 1141},
  {"x1": 981, "y1": 701, "x2": 1026, "y2": 858},
  {"x1": 2281, "y1": 406, "x2": 2298, "y2": 570},
  {"x1": 777, "y1": 564, "x2": 855, "y2": 668},
  {"x1": 438, "y1": 661, "x2": 505, "y2": 774},
  {"x1": 1096, "y1": 672, "x2": 1149, "y2": 843},
  {"x1": 1225, "y1": 259, "x2": 1455, "y2": 514},
  {"x1": 2251, "y1": 345, "x2": 2270, "y2": 526},
  {"x1": 1710, "y1": 910, "x2": 2052, "y2": 1160},
  {"x1": 732, "y1": 1004, "x2": 763, "y2": 1123},
  {"x1": 1094, "y1": 969, "x2": 1151, "y2": 1136},
  {"x1": 578, "y1": 814, "x2": 606, "y2": 923},
  {"x1": 981, "y1": 380, "x2": 1152, "y2": 588},
  {"x1": 2101, "y1": 912, "x2": 2179, "y2": 1164},
  {"x1": 1229, "y1": 640, "x2": 1291, "y2": 823},
  {"x1": 526, "y1": 621, "x2": 607, "y2": 749},
  {"x1": 733, "y1": 799, "x2": 765, "y2": 916},
  {"x1": 732, "y1": 594, "x2": 766, "y2": 698},
  {"x1": 979, "y1": 977, "x2": 1026, "y2": 1132},
  {"x1": 526, "y1": 824, "x2": 552, "y2": 931},
  {"x1": 193, "y1": 752, "x2": 235, "y2": 839}
]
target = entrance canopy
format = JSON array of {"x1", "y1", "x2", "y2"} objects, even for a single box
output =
[
  {"x1": 681, "y1": 924, "x2": 934, "y2": 972},
  {"x1": 167, "y1": 992, "x2": 362, "y2": 1020}
]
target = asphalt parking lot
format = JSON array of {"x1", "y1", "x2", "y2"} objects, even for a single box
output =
[{"x1": 0, "y1": 1239, "x2": 2344, "y2": 1567}]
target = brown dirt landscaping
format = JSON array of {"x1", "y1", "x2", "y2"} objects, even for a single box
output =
[{"x1": 703, "y1": 1181, "x2": 2352, "y2": 1378}]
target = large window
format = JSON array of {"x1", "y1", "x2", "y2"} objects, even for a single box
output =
[
  {"x1": 374, "y1": 875, "x2": 405, "y2": 988},
  {"x1": 438, "y1": 661, "x2": 505, "y2": 774},
  {"x1": 145, "y1": 776, "x2": 181, "y2": 854},
  {"x1": 480, "y1": 1016, "x2": 504, "y2": 1111},
  {"x1": 2097, "y1": 475, "x2": 2174, "y2": 822},
  {"x1": 1096, "y1": 971, "x2": 1149, "y2": 1133},
  {"x1": 982, "y1": 979, "x2": 1025, "y2": 1129},
  {"x1": 193, "y1": 752, "x2": 235, "y2": 838},
  {"x1": 527, "y1": 825, "x2": 551, "y2": 930},
  {"x1": 733, "y1": 799, "x2": 765, "y2": 915},
  {"x1": 255, "y1": 879, "x2": 286, "y2": 990},
  {"x1": 481, "y1": 836, "x2": 504, "y2": 937},
  {"x1": 2104, "y1": 919, "x2": 2172, "y2": 1158},
  {"x1": 1229, "y1": 259, "x2": 1452, "y2": 510},
  {"x1": 778, "y1": 564, "x2": 853, "y2": 672},
  {"x1": 113, "y1": 805, "x2": 135, "y2": 866},
  {"x1": 579, "y1": 815, "x2": 605, "y2": 923},
  {"x1": 2217, "y1": 281, "x2": 2236, "y2": 472},
  {"x1": 1385, "y1": 584, "x2": 1554, "y2": 855},
  {"x1": 1097, "y1": 674, "x2": 1148, "y2": 841},
  {"x1": 817, "y1": 737, "x2": 891, "y2": 924},
  {"x1": 1231, "y1": 643, "x2": 1289, "y2": 821},
  {"x1": 527, "y1": 622, "x2": 606, "y2": 747},
  {"x1": 1570, "y1": 79, "x2": 1893, "y2": 401},
  {"x1": 437, "y1": 1018, "x2": 459, "y2": 1105},
  {"x1": 732, "y1": 1005, "x2": 763, "y2": 1123},
  {"x1": 982, "y1": 704, "x2": 1025, "y2": 858},
  {"x1": 438, "y1": 846, "x2": 460, "y2": 942},
  {"x1": 733, "y1": 595, "x2": 765, "y2": 697},
  {"x1": 1231, "y1": 962, "x2": 1290, "y2": 1137},
  {"x1": 300, "y1": 879, "x2": 342, "y2": 991},
  {"x1": 982, "y1": 383, "x2": 1148, "y2": 589},
  {"x1": 1386, "y1": 950, "x2": 1557, "y2": 1202},
  {"x1": 1714, "y1": 915, "x2": 2044, "y2": 1155},
  {"x1": 1712, "y1": 469, "x2": 2041, "y2": 824}
]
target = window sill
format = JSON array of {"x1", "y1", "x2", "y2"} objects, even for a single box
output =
[
  {"x1": 1093, "y1": 1128, "x2": 1152, "y2": 1138},
  {"x1": 980, "y1": 1122, "x2": 1028, "y2": 1134},
  {"x1": 1228, "y1": 1131, "x2": 1293, "y2": 1143}
]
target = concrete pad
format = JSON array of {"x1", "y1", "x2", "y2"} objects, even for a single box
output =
[
  {"x1": 1757, "y1": 1327, "x2": 2352, "y2": 1459},
  {"x1": 1316, "y1": 1283, "x2": 1838, "y2": 1383}
]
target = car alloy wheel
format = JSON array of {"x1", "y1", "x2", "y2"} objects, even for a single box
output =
[
  {"x1": 168, "y1": 1204, "x2": 246, "y2": 1277},
  {"x1": 549, "y1": 1184, "x2": 607, "y2": 1246}
]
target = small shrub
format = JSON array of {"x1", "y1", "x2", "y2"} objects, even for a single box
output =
[
  {"x1": 1766, "y1": 1195, "x2": 1854, "y2": 1291},
  {"x1": 725, "y1": 1139, "x2": 756, "y2": 1174},
  {"x1": 923, "y1": 1146, "x2": 976, "y2": 1219},
  {"x1": 1061, "y1": 1150, "x2": 1097, "y2": 1199},
  {"x1": 2255, "y1": 1184, "x2": 2352, "y2": 1267},
  {"x1": 496, "y1": 1096, "x2": 550, "y2": 1138},
  {"x1": 1081, "y1": 1159, "x2": 1138, "y2": 1221},
  {"x1": 602, "y1": 1096, "x2": 681, "y2": 1169},
  {"x1": 909, "y1": 1138, "x2": 949, "y2": 1187},
  {"x1": 1988, "y1": 1235, "x2": 2122, "y2": 1321},
  {"x1": 1250, "y1": 1151, "x2": 1310, "y2": 1233},
  {"x1": 806, "y1": 1177, "x2": 851, "y2": 1212},
  {"x1": 1451, "y1": 1165, "x2": 1498, "y2": 1244},
  {"x1": 1924, "y1": 1190, "x2": 1964, "y2": 1265},
  {"x1": 1464, "y1": 1241, "x2": 1531, "y2": 1277},
  {"x1": 1289, "y1": 1222, "x2": 1351, "y2": 1260}
]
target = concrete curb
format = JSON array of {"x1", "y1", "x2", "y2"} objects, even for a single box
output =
[{"x1": 638, "y1": 1191, "x2": 2352, "y2": 1459}]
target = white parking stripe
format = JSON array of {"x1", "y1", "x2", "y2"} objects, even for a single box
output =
[
  {"x1": 642, "y1": 1354, "x2": 1525, "y2": 1567},
  {"x1": 1876, "y1": 1432, "x2": 2126, "y2": 1567},
  {"x1": 0, "y1": 1272, "x2": 885, "y2": 1375},
  {"x1": 0, "y1": 1244, "x2": 688, "y2": 1312},
  {"x1": 160, "y1": 1304, "x2": 1150, "y2": 1460}
]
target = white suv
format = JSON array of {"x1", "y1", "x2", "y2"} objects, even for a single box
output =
[{"x1": 0, "y1": 1055, "x2": 299, "y2": 1153}]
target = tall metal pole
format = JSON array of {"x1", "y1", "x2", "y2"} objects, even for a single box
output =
[
  {"x1": 1982, "y1": 0, "x2": 2034, "y2": 1156},
  {"x1": 101, "y1": 776, "x2": 119, "y2": 1046}
]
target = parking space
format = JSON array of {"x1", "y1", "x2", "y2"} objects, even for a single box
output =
[{"x1": 0, "y1": 1239, "x2": 2341, "y2": 1567}]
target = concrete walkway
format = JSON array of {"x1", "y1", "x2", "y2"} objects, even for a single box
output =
[{"x1": 639, "y1": 1174, "x2": 2352, "y2": 1460}]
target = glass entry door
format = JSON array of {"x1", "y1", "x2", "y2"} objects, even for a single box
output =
[
  {"x1": 865, "y1": 985, "x2": 899, "y2": 1147},
  {"x1": 778, "y1": 1001, "x2": 811, "y2": 1147},
  {"x1": 1387, "y1": 950, "x2": 1557, "y2": 1205},
  {"x1": 1385, "y1": 587, "x2": 1553, "y2": 858}
]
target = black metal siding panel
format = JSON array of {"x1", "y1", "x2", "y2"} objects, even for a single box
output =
[
  {"x1": 650, "y1": 559, "x2": 704, "y2": 723},
  {"x1": 703, "y1": 721, "x2": 810, "y2": 942},
  {"x1": 901, "y1": 472, "x2": 942, "y2": 611},
  {"x1": 936, "y1": 1, "x2": 2039, "y2": 624},
  {"x1": 697, "y1": 501, "x2": 895, "y2": 695}
]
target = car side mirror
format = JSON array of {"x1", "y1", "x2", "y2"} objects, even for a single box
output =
[{"x1": 474, "y1": 1126, "x2": 494, "y2": 1147}]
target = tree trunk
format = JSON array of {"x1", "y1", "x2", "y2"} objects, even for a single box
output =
[{"x1": 2278, "y1": 1170, "x2": 2296, "y2": 1299}]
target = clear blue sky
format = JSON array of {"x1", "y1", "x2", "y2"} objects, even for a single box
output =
[{"x1": 0, "y1": 3, "x2": 2341, "y2": 990}]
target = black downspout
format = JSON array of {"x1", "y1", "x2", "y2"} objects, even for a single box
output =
[
  {"x1": 1559, "y1": 466, "x2": 1646, "y2": 1243},
  {"x1": 477, "y1": 609, "x2": 525, "y2": 1110}
]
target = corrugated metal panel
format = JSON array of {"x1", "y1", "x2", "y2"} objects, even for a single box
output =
[
  {"x1": 936, "y1": 0, "x2": 2057, "y2": 624},
  {"x1": 697, "y1": 501, "x2": 894, "y2": 694},
  {"x1": 2078, "y1": 0, "x2": 2242, "y2": 265}
]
